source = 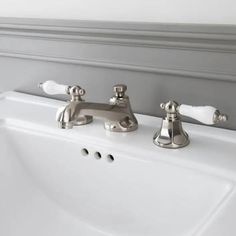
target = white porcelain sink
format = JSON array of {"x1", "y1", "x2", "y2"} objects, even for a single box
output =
[{"x1": 1, "y1": 92, "x2": 236, "y2": 236}]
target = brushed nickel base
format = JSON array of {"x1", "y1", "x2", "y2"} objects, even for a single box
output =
[
  {"x1": 153, "y1": 119, "x2": 190, "y2": 149},
  {"x1": 58, "y1": 115, "x2": 93, "y2": 129},
  {"x1": 105, "y1": 117, "x2": 138, "y2": 132},
  {"x1": 153, "y1": 101, "x2": 190, "y2": 149}
]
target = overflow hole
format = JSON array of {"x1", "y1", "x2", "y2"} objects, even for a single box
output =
[
  {"x1": 94, "y1": 152, "x2": 102, "y2": 159},
  {"x1": 81, "y1": 148, "x2": 89, "y2": 156},
  {"x1": 107, "y1": 154, "x2": 114, "y2": 162}
]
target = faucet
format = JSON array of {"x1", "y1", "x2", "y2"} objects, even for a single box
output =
[
  {"x1": 153, "y1": 101, "x2": 228, "y2": 149},
  {"x1": 39, "y1": 80, "x2": 138, "y2": 132}
]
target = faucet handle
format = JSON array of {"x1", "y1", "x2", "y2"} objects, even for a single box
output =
[
  {"x1": 113, "y1": 84, "x2": 127, "y2": 98},
  {"x1": 160, "y1": 101, "x2": 228, "y2": 125},
  {"x1": 178, "y1": 104, "x2": 228, "y2": 125},
  {"x1": 39, "y1": 80, "x2": 86, "y2": 101},
  {"x1": 154, "y1": 101, "x2": 228, "y2": 149},
  {"x1": 39, "y1": 80, "x2": 69, "y2": 95}
]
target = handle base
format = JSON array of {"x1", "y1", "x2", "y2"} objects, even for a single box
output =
[{"x1": 153, "y1": 118, "x2": 190, "y2": 149}]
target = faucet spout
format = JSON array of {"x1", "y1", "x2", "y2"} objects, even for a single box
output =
[
  {"x1": 57, "y1": 101, "x2": 138, "y2": 132},
  {"x1": 78, "y1": 102, "x2": 131, "y2": 119},
  {"x1": 39, "y1": 82, "x2": 138, "y2": 132}
]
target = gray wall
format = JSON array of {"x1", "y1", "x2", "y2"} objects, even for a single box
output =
[{"x1": 0, "y1": 18, "x2": 236, "y2": 129}]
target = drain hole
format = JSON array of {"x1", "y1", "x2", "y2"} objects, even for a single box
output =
[
  {"x1": 107, "y1": 154, "x2": 114, "y2": 162},
  {"x1": 81, "y1": 148, "x2": 89, "y2": 156},
  {"x1": 94, "y1": 152, "x2": 102, "y2": 159}
]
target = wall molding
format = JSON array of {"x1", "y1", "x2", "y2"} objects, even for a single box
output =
[
  {"x1": 0, "y1": 18, "x2": 236, "y2": 53},
  {"x1": 0, "y1": 50, "x2": 235, "y2": 82},
  {"x1": 0, "y1": 18, "x2": 236, "y2": 83}
]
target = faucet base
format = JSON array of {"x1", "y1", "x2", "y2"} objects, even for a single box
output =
[
  {"x1": 58, "y1": 115, "x2": 93, "y2": 129},
  {"x1": 153, "y1": 119, "x2": 189, "y2": 149},
  {"x1": 104, "y1": 117, "x2": 138, "y2": 132},
  {"x1": 73, "y1": 115, "x2": 93, "y2": 126}
]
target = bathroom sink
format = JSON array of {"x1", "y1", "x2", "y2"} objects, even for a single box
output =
[{"x1": 1, "y1": 92, "x2": 236, "y2": 236}]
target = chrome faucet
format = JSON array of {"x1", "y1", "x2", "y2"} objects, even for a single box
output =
[{"x1": 39, "y1": 81, "x2": 138, "y2": 132}]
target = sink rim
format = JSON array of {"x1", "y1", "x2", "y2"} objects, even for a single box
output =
[{"x1": 1, "y1": 91, "x2": 236, "y2": 182}]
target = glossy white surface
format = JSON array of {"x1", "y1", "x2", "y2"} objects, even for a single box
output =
[
  {"x1": 39, "y1": 80, "x2": 68, "y2": 95},
  {"x1": 179, "y1": 105, "x2": 218, "y2": 125},
  {"x1": 1, "y1": 92, "x2": 236, "y2": 236}
]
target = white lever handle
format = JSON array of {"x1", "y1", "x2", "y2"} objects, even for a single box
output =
[
  {"x1": 39, "y1": 80, "x2": 68, "y2": 95},
  {"x1": 178, "y1": 104, "x2": 227, "y2": 125}
]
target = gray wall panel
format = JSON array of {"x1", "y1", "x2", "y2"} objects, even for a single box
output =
[{"x1": 0, "y1": 18, "x2": 235, "y2": 129}]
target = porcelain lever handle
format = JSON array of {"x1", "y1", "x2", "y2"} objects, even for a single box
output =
[
  {"x1": 39, "y1": 80, "x2": 68, "y2": 95},
  {"x1": 178, "y1": 104, "x2": 228, "y2": 125},
  {"x1": 155, "y1": 101, "x2": 228, "y2": 149}
]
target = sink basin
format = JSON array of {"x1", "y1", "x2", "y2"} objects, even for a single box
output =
[{"x1": 1, "y1": 92, "x2": 236, "y2": 236}]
